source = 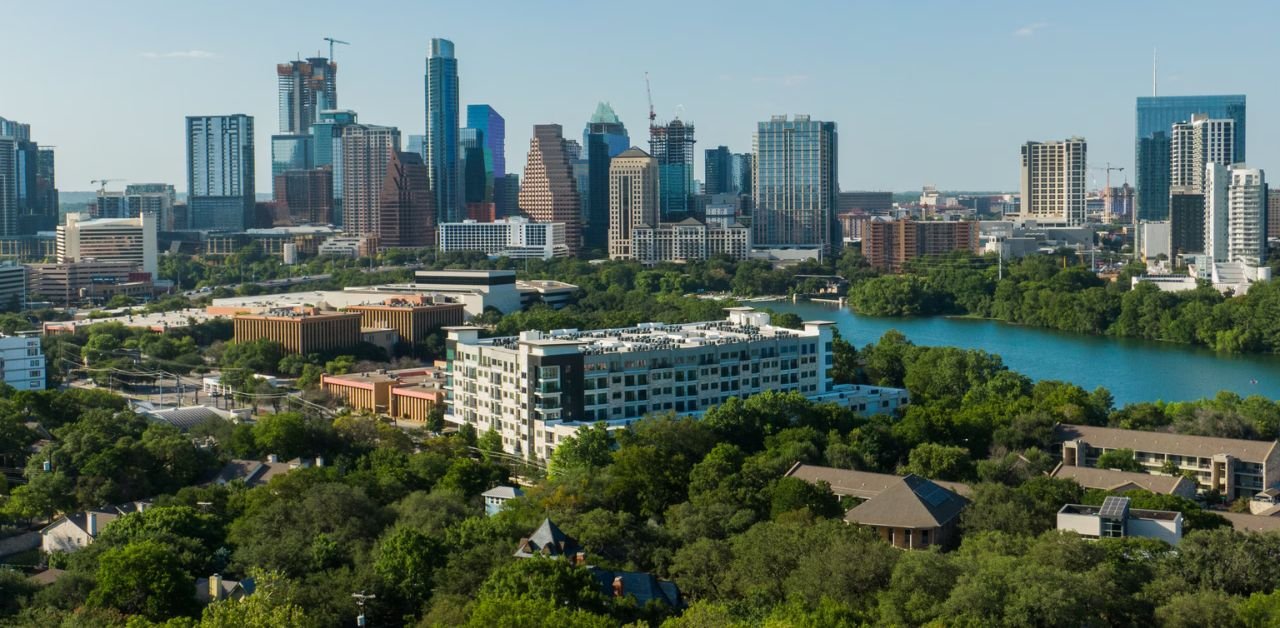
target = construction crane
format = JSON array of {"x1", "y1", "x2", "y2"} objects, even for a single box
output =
[
  {"x1": 323, "y1": 37, "x2": 349, "y2": 61},
  {"x1": 644, "y1": 72, "x2": 656, "y2": 126},
  {"x1": 1089, "y1": 162, "x2": 1125, "y2": 192},
  {"x1": 90, "y1": 179, "x2": 124, "y2": 193}
]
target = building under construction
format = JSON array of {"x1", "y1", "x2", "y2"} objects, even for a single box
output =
[
  {"x1": 277, "y1": 57, "x2": 337, "y2": 134},
  {"x1": 650, "y1": 119, "x2": 696, "y2": 220}
]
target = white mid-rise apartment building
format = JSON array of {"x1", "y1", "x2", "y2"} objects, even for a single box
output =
[
  {"x1": 56, "y1": 212, "x2": 158, "y2": 277},
  {"x1": 0, "y1": 332, "x2": 46, "y2": 390},
  {"x1": 1206, "y1": 163, "x2": 1266, "y2": 265},
  {"x1": 631, "y1": 218, "x2": 752, "y2": 265},
  {"x1": 1171, "y1": 114, "x2": 1235, "y2": 192},
  {"x1": 437, "y1": 217, "x2": 568, "y2": 260},
  {"x1": 445, "y1": 307, "x2": 908, "y2": 460},
  {"x1": 1019, "y1": 137, "x2": 1087, "y2": 226}
]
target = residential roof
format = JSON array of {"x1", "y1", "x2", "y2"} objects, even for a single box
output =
[
  {"x1": 589, "y1": 568, "x2": 682, "y2": 608},
  {"x1": 1054, "y1": 424, "x2": 1278, "y2": 462},
  {"x1": 1221, "y1": 512, "x2": 1280, "y2": 533},
  {"x1": 195, "y1": 576, "x2": 255, "y2": 605},
  {"x1": 1049, "y1": 465, "x2": 1196, "y2": 495},
  {"x1": 28, "y1": 568, "x2": 67, "y2": 586},
  {"x1": 784, "y1": 463, "x2": 972, "y2": 498},
  {"x1": 844, "y1": 474, "x2": 968, "y2": 529},
  {"x1": 39, "y1": 501, "x2": 150, "y2": 536},
  {"x1": 482, "y1": 486, "x2": 524, "y2": 500},
  {"x1": 514, "y1": 518, "x2": 582, "y2": 559},
  {"x1": 213, "y1": 458, "x2": 306, "y2": 488}
]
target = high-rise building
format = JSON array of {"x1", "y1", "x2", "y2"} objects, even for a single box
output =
[
  {"x1": 1206, "y1": 163, "x2": 1267, "y2": 265},
  {"x1": 33, "y1": 148, "x2": 57, "y2": 231},
  {"x1": 0, "y1": 117, "x2": 57, "y2": 236},
  {"x1": 341, "y1": 124, "x2": 401, "y2": 241},
  {"x1": 1136, "y1": 95, "x2": 1245, "y2": 221},
  {"x1": 838, "y1": 191, "x2": 893, "y2": 214},
  {"x1": 379, "y1": 151, "x2": 435, "y2": 248},
  {"x1": 1103, "y1": 184, "x2": 1135, "y2": 223},
  {"x1": 518, "y1": 125, "x2": 581, "y2": 252},
  {"x1": 632, "y1": 220, "x2": 752, "y2": 265},
  {"x1": 607, "y1": 147, "x2": 659, "y2": 259},
  {"x1": 425, "y1": 38, "x2": 460, "y2": 224},
  {"x1": 459, "y1": 128, "x2": 487, "y2": 205},
  {"x1": 495, "y1": 173, "x2": 519, "y2": 218},
  {"x1": 1019, "y1": 137, "x2": 1087, "y2": 226},
  {"x1": 467, "y1": 104, "x2": 506, "y2": 183},
  {"x1": 277, "y1": 57, "x2": 337, "y2": 135},
  {"x1": 0, "y1": 134, "x2": 16, "y2": 237},
  {"x1": 186, "y1": 114, "x2": 255, "y2": 231},
  {"x1": 57, "y1": 212, "x2": 158, "y2": 277},
  {"x1": 311, "y1": 109, "x2": 357, "y2": 227},
  {"x1": 704, "y1": 146, "x2": 734, "y2": 196},
  {"x1": 273, "y1": 169, "x2": 333, "y2": 226},
  {"x1": 650, "y1": 119, "x2": 695, "y2": 219},
  {"x1": 1170, "y1": 114, "x2": 1235, "y2": 192},
  {"x1": 752, "y1": 115, "x2": 839, "y2": 254},
  {"x1": 1268, "y1": 188, "x2": 1280, "y2": 242},
  {"x1": 584, "y1": 102, "x2": 629, "y2": 159},
  {"x1": 1170, "y1": 187, "x2": 1205, "y2": 255},
  {"x1": 271, "y1": 134, "x2": 312, "y2": 181},
  {"x1": 581, "y1": 130, "x2": 611, "y2": 253}
]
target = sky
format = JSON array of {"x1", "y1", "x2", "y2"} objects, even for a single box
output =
[{"x1": 3, "y1": 0, "x2": 1278, "y2": 194}]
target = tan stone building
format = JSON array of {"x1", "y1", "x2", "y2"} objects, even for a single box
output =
[
  {"x1": 321, "y1": 366, "x2": 446, "y2": 425},
  {"x1": 345, "y1": 297, "x2": 464, "y2": 350},
  {"x1": 233, "y1": 308, "x2": 362, "y2": 354},
  {"x1": 607, "y1": 147, "x2": 659, "y2": 259}
]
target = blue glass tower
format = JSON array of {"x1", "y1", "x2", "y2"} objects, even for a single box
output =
[
  {"x1": 425, "y1": 38, "x2": 461, "y2": 224},
  {"x1": 186, "y1": 114, "x2": 255, "y2": 231},
  {"x1": 311, "y1": 109, "x2": 357, "y2": 227},
  {"x1": 466, "y1": 104, "x2": 505, "y2": 182},
  {"x1": 752, "y1": 115, "x2": 838, "y2": 255},
  {"x1": 1135, "y1": 95, "x2": 1245, "y2": 221},
  {"x1": 582, "y1": 102, "x2": 629, "y2": 159}
]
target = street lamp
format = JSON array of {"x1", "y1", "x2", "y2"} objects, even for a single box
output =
[{"x1": 352, "y1": 591, "x2": 376, "y2": 626}]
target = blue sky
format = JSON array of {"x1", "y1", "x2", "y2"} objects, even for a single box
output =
[{"x1": 3, "y1": 0, "x2": 1276, "y2": 193}]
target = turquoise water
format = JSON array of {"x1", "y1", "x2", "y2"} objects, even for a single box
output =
[{"x1": 770, "y1": 301, "x2": 1280, "y2": 406}]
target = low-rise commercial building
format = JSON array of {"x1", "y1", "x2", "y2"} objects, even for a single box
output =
[
  {"x1": 56, "y1": 212, "x2": 157, "y2": 278},
  {"x1": 321, "y1": 366, "x2": 446, "y2": 425},
  {"x1": 630, "y1": 219, "x2": 751, "y2": 265},
  {"x1": 1055, "y1": 424, "x2": 1280, "y2": 500},
  {"x1": 1057, "y1": 496, "x2": 1183, "y2": 545},
  {"x1": 862, "y1": 217, "x2": 979, "y2": 272},
  {"x1": 438, "y1": 217, "x2": 570, "y2": 260},
  {"x1": 233, "y1": 308, "x2": 362, "y2": 355},
  {"x1": 345, "y1": 297, "x2": 465, "y2": 350}
]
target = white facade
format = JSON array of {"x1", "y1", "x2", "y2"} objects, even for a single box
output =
[
  {"x1": 1171, "y1": 115, "x2": 1235, "y2": 192},
  {"x1": 0, "y1": 332, "x2": 44, "y2": 390},
  {"x1": 1057, "y1": 498, "x2": 1183, "y2": 545},
  {"x1": 631, "y1": 219, "x2": 752, "y2": 265},
  {"x1": 437, "y1": 217, "x2": 569, "y2": 260},
  {"x1": 1020, "y1": 138, "x2": 1087, "y2": 226},
  {"x1": 56, "y1": 212, "x2": 158, "y2": 277},
  {"x1": 1137, "y1": 220, "x2": 1172, "y2": 262},
  {"x1": 445, "y1": 307, "x2": 893, "y2": 460},
  {"x1": 1227, "y1": 166, "x2": 1266, "y2": 266}
]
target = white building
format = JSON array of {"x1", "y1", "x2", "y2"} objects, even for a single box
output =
[
  {"x1": 0, "y1": 332, "x2": 45, "y2": 390},
  {"x1": 40, "y1": 502, "x2": 148, "y2": 553},
  {"x1": 437, "y1": 217, "x2": 569, "y2": 260},
  {"x1": 1019, "y1": 138, "x2": 1087, "y2": 226},
  {"x1": 1171, "y1": 114, "x2": 1235, "y2": 192},
  {"x1": 1206, "y1": 163, "x2": 1266, "y2": 265},
  {"x1": 1137, "y1": 220, "x2": 1172, "y2": 262},
  {"x1": 1057, "y1": 496, "x2": 1183, "y2": 545},
  {"x1": 56, "y1": 212, "x2": 158, "y2": 277},
  {"x1": 631, "y1": 218, "x2": 752, "y2": 264},
  {"x1": 445, "y1": 307, "x2": 908, "y2": 460}
]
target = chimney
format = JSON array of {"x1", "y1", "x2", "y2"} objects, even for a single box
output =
[
  {"x1": 575, "y1": 551, "x2": 586, "y2": 566},
  {"x1": 86, "y1": 512, "x2": 98, "y2": 537},
  {"x1": 612, "y1": 576, "x2": 623, "y2": 598},
  {"x1": 315, "y1": 456, "x2": 325, "y2": 467},
  {"x1": 267, "y1": 454, "x2": 279, "y2": 463},
  {"x1": 209, "y1": 574, "x2": 223, "y2": 601}
]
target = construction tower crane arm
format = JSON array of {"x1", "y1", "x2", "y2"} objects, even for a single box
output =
[
  {"x1": 90, "y1": 179, "x2": 124, "y2": 192},
  {"x1": 645, "y1": 72, "x2": 655, "y2": 125},
  {"x1": 323, "y1": 37, "x2": 349, "y2": 61}
]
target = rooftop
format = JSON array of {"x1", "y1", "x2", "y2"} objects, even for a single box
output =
[
  {"x1": 785, "y1": 463, "x2": 971, "y2": 498},
  {"x1": 1056, "y1": 424, "x2": 1278, "y2": 462},
  {"x1": 844, "y1": 474, "x2": 968, "y2": 529},
  {"x1": 1049, "y1": 465, "x2": 1195, "y2": 495}
]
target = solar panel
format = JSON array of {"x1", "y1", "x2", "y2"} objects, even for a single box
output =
[
  {"x1": 1099, "y1": 496, "x2": 1131, "y2": 519},
  {"x1": 912, "y1": 481, "x2": 952, "y2": 507}
]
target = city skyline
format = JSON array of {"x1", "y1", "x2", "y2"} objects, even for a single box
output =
[{"x1": 3, "y1": 1, "x2": 1279, "y2": 194}]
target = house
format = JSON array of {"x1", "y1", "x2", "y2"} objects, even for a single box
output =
[
  {"x1": 1049, "y1": 464, "x2": 1199, "y2": 499},
  {"x1": 213, "y1": 455, "x2": 322, "y2": 488},
  {"x1": 482, "y1": 485, "x2": 524, "y2": 517},
  {"x1": 28, "y1": 568, "x2": 67, "y2": 586},
  {"x1": 196, "y1": 573, "x2": 255, "y2": 604},
  {"x1": 1057, "y1": 496, "x2": 1183, "y2": 545},
  {"x1": 1221, "y1": 511, "x2": 1280, "y2": 533},
  {"x1": 40, "y1": 502, "x2": 150, "y2": 553},
  {"x1": 1054, "y1": 423, "x2": 1280, "y2": 500},
  {"x1": 784, "y1": 463, "x2": 972, "y2": 499},
  {"x1": 514, "y1": 518, "x2": 583, "y2": 560},
  {"x1": 843, "y1": 474, "x2": 968, "y2": 550},
  {"x1": 1248, "y1": 488, "x2": 1280, "y2": 515}
]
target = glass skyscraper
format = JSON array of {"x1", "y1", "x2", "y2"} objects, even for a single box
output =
[
  {"x1": 704, "y1": 145, "x2": 734, "y2": 195},
  {"x1": 277, "y1": 57, "x2": 337, "y2": 135},
  {"x1": 1135, "y1": 95, "x2": 1245, "y2": 221},
  {"x1": 425, "y1": 38, "x2": 461, "y2": 224},
  {"x1": 186, "y1": 114, "x2": 255, "y2": 231},
  {"x1": 310, "y1": 109, "x2": 357, "y2": 227},
  {"x1": 271, "y1": 134, "x2": 312, "y2": 177},
  {"x1": 583, "y1": 102, "x2": 629, "y2": 160},
  {"x1": 466, "y1": 104, "x2": 505, "y2": 183},
  {"x1": 752, "y1": 115, "x2": 838, "y2": 255}
]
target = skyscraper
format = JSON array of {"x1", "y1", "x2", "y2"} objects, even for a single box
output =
[
  {"x1": 1135, "y1": 95, "x2": 1245, "y2": 221},
  {"x1": 187, "y1": 114, "x2": 255, "y2": 230},
  {"x1": 583, "y1": 102, "x2": 629, "y2": 159},
  {"x1": 341, "y1": 124, "x2": 400, "y2": 239},
  {"x1": 704, "y1": 145, "x2": 734, "y2": 196},
  {"x1": 0, "y1": 117, "x2": 56, "y2": 235},
  {"x1": 380, "y1": 151, "x2": 435, "y2": 248},
  {"x1": 1170, "y1": 114, "x2": 1235, "y2": 193},
  {"x1": 466, "y1": 104, "x2": 505, "y2": 185},
  {"x1": 1212, "y1": 164, "x2": 1265, "y2": 265},
  {"x1": 277, "y1": 57, "x2": 337, "y2": 135},
  {"x1": 425, "y1": 38, "x2": 460, "y2": 225},
  {"x1": 1019, "y1": 138, "x2": 1087, "y2": 226},
  {"x1": 35, "y1": 148, "x2": 57, "y2": 230},
  {"x1": 271, "y1": 134, "x2": 312, "y2": 178},
  {"x1": 311, "y1": 109, "x2": 357, "y2": 227},
  {"x1": 752, "y1": 115, "x2": 838, "y2": 254},
  {"x1": 0, "y1": 134, "x2": 15, "y2": 237},
  {"x1": 650, "y1": 118, "x2": 695, "y2": 220},
  {"x1": 580, "y1": 132, "x2": 611, "y2": 252},
  {"x1": 274, "y1": 170, "x2": 333, "y2": 226},
  {"x1": 518, "y1": 125, "x2": 581, "y2": 252},
  {"x1": 1170, "y1": 187, "x2": 1205, "y2": 255},
  {"x1": 607, "y1": 147, "x2": 659, "y2": 259}
]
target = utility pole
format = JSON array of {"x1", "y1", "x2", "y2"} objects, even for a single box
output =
[{"x1": 352, "y1": 592, "x2": 376, "y2": 626}]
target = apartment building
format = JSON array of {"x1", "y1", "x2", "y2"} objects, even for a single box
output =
[
  {"x1": 1055, "y1": 423, "x2": 1280, "y2": 500},
  {"x1": 1020, "y1": 137, "x2": 1087, "y2": 226},
  {"x1": 630, "y1": 218, "x2": 751, "y2": 265},
  {"x1": 232, "y1": 308, "x2": 362, "y2": 354},
  {"x1": 862, "y1": 217, "x2": 979, "y2": 272},
  {"x1": 0, "y1": 332, "x2": 45, "y2": 390}
]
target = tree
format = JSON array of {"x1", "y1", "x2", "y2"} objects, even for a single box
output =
[
  {"x1": 547, "y1": 423, "x2": 614, "y2": 476},
  {"x1": 1154, "y1": 590, "x2": 1241, "y2": 628},
  {"x1": 465, "y1": 595, "x2": 614, "y2": 628},
  {"x1": 1095, "y1": 448, "x2": 1144, "y2": 473},
  {"x1": 252, "y1": 412, "x2": 309, "y2": 459},
  {"x1": 769, "y1": 477, "x2": 842, "y2": 519},
  {"x1": 198, "y1": 571, "x2": 311, "y2": 628},
  {"x1": 902, "y1": 443, "x2": 973, "y2": 481},
  {"x1": 88, "y1": 540, "x2": 196, "y2": 620},
  {"x1": 374, "y1": 527, "x2": 444, "y2": 617},
  {"x1": 478, "y1": 558, "x2": 607, "y2": 613}
]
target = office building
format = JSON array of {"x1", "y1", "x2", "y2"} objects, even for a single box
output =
[
  {"x1": 0, "y1": 332, "x2": 45, "y2": 390},
  {"x1": 495, "y1": 173, "x2": 519, "y2": 218},
  {"x1": 341, "y1": 124, "x2": 400, "y2": 241},
  {"x1": 438, "y1": 217, "x2": 569, "y2": 259},
  {"x1": 518, "y1": 125, "x2": 581, "y2": 252},
  {"x1": 650, "y1": 118, "x2": 696, "y2": 219},
  {"x1": 731, "y1": 153, "x2": 752, "y2": 201},
  {"x1": 838, "y1": 191, "x2": 893, "y2": 214},
  {"x1": 752, "y1": 115, "x2": 839, "y2": 253},
  {"x1": 459, "y1": 127, "x2": 487, "y2": 206},
  {"x1": 1170, "y1": 114, "x2": 1236, "y2": 193},
  {"x1": 277, "y1": 57, "x2": 336, "y2": 134},
  {"x1": 425, "y1": 38, "x2": 460, "y2": 224},
  {"x1": 583, "y1": 102, "x2": 630, "y2": 160},
  {"x1": 862, "y1": 218, "x2": 980, "y2": 272},
  {"x1": 608, "y1": 147, "x2": 660, "y2": 259},
  {"x1": 1136, "y1": 95, "x2": 1246, "y2": 221},
  {"x1": 345, "y1": 297, "x2": 464, "y2": 349},
  {"x1": 467, "y1": 105, "x2": 506, "y2": 186},
  {"x1": 270, "y1": 134, "x2": 312, "y2": 179},
  {"x1": 57, "y1": 212, "x2": 157, "y2": 277},
  {"x1": 1057, "y1": 496, "x2": 1183, "y2": 545},
  {"x1": 631, "y1": 219, "x2": 752, "y2": 264},
  {"x1": 31, "y1": 148, "x2": 57, "y2": 232},
  {"x1": 445, "y1": 307, "x2": 841, "y2": 460},
  {"x1": 1169, "y1": 188, "x2": 1205, "y2": 254},
  {"x1": 321, "y1": 366, "x2": 447, "y2": 424},
  {"x1": 1056, "y1": 423, "x2": 1280, "y2": 500},
  {"x1": 0, "y1": 120, "x2": 58, "y2": 235},
  {"x1": 187, "y1": 115, "x2": 255, "y2": 231},
  {"x1": 704, "y1": 146, "x2": 734, "y2": 196},
  {"x1": 1019, "y1": 137, "x2": 1087, "y2": 226},
  {"x1": 310, "y1": 109, "x2": 357, "y2": 226},
  {"x1": 233, "y1": 308, "x2": 363, "y2": 355},
  {"x1": 379, "y1": 151, "x2": 434, "y2": 248},
  {"x1": 580, "y1": 131, "x2": 611, "y2": 252},
  {"x1": 26, "y1": 260, "x2": 142, "y2": 307},
  {"x1": 273, "y1": 169, "x2": 333, "y2": 226}
]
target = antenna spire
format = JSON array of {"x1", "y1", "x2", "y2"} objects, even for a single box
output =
[{"x1": 1152, "y1": 48, "x2": 1158, "y2": 97}]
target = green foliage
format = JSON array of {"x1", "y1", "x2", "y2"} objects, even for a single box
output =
[
  {"x1": 89, "y1": 540, "x2": 196, "y2": 620},
  {"x1": 903, "y1": 442, "x2": 973, "y2": 480},
  {"x1": 1095, "y1": 448, "x2": 1144, "y2": 472}
]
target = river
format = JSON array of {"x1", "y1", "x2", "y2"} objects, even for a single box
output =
[{"x1": 769, "y1": 301, "x2": 1280, "y2": 406}]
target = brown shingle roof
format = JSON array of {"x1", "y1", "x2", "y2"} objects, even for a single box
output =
[
  {"x1": 784, "y1": 463, "x2": 972, "y2": 498},
  {"x1": 1222, "y1": 512, "x2": 1280, "y2": 532},
  {"x1": 1055, "y1": 424, "x2": 1278, "y2": 462},
  {"x1": 843, "y1": 474, "x2": 968, "y2": 529},
  {"x1": 1049, "y1": 465, "x2": 1196, "y2": 495}
]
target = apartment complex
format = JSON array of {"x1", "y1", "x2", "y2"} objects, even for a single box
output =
[
  {"x1": 631, "y1": 219, "x2": 751, "y2": 265},
  {"x1": 861, "y1": 218, "x2": 979, "y2": 272},
  {"x1": 445, "y1": 307, "x2": 901, "y2": 460},
  {"x1": 607, "y1": 147, "x2": 660, "y2": 259},
  {"x1": 1019, "y1": 138, "x2": 1087, "y2": 226},
  {"x1": 518, "y1": 125, "x2": 581, "y2": 252},
  {"x1": 0, "y1": 332, "x2": 45, "y2": 390},
  {"x1": 321, "y1": 366, "x2": 446, "y2": 425},
  {"x1": 1170, "y1": 114, "x2": 1235, "y2": 192},
  {"x1": 233, "y1": 308, "x2": 362, "y2": 354},
  {"x1": 752, "y1": 115, "x2": 839, "y2": 254},
  {"x1": 56, "y1": 212, "x2": 158, "y2": 277},
  {"x1": 437, "y1": 217, "x2": 569, "y2": 260},
  {"x1": 186, "y1": 114, "x2": 255, "y2": 230},
  {"x1": 1206, "y1": 163, "x2": 1266, "y2": 264},
  {"x1": 344, "y1": 297, "x2": 464, "y2": 349},
  {"x1": 1055, "y1": 423, "x2": 1280, "y2": 500}
]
